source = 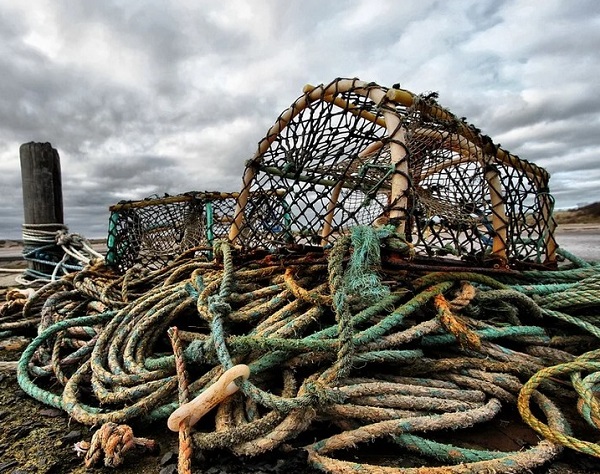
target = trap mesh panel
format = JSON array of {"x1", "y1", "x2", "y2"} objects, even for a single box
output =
[
  {"x1": 232, "y1": 190, "x2": 292, "y2": 249},
  {"x1": 230, "y1": 78, "x2": 558, "y2": 267},
  {"x1": 230, "y1": 79, "x2": 396, "y2": 250},
  {"x1": 405, "y1": 118, "x2": 497, "y2": 262},
  {"x1": 402, "y1": 95, "x2": 557, "y2": 266},
  {"x1": 106, "y1": 192, "x2": 238, "y2": 273},
  {"x1": 499, "y1": 162, "x2": 556, "y2": 263}
]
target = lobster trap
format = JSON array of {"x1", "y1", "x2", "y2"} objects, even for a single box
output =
[
  {"x1": 229, "y1": 78, "x2": 558, "y2": 268},
  {"x1": 105, "y1": 192, "x2": 236, "y2": 272},
  {"x1": 106, "y1": 190, "x2": 290, "y2": 272}
]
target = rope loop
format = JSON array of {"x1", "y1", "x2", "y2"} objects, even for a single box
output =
[{"x1": 76, "y1": 422, "x2": 157, "y2": 468}]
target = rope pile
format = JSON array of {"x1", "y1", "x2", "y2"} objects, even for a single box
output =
[{"x1": 3, "y1": 227, "x2": 600, "y2": 472}]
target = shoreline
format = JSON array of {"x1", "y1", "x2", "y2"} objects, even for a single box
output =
[
  {"x1": 555, "y1": 223, "x2": 600, "y2": 232},
  {"x1": 0, "y1": 223, "x2": 597, "y2": 246},
  {"x1": 1, "y1": 224, "x2": 597, "y2": 288}
]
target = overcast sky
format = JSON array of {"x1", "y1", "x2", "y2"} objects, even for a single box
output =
[{"x1": 0, "y1": 0, "x2": 598, "y2": 239}]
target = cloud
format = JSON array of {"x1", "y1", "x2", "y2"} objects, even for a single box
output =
[{"x1": 0, "y1": 0, "x2": 598, "y2": 239}]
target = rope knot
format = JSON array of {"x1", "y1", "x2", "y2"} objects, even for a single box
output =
[
  {"x1": 207, "y1": 294, "x2": 231, "y2": 318},
  {"x1": 75, "y1": 422, "x2": 157, "y2": 468},
  {"x1": 54, "y1": 229, "x2": 71, "y2": 246},
  {"x1": 6, "y1": 288, "x2": 35, "y2": 302}
]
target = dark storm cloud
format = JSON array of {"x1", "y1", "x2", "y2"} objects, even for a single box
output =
[
  {"x1": 0, "y1": 168, "x2": 24, "y2": 238},
  {"x1": 53, "y1": 1, "x2": 250, "y2": 58},
  {"x1": 92, "y1": 155, "x2": 178, "y2": 182}
]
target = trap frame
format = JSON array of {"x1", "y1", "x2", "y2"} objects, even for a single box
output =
[
  {"x1": 106, "y1": 190, "x2": 290, "y2": 273},
  {"x1": 106, "y1": 192, "x2": 235, "y2": 272},
  {"x1": 229, "y1": 78, "x2": 558, "y2": 268}
]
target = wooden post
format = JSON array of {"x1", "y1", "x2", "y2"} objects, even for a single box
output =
[
  {"x1": 20, "y1": 142, "x2": 63, "y2": 224},
  {"x1": 484, "y1": 165, "x2": 508, "y2": 265},
  {"x1": 321, "y1": 181, "x2": 343, "y2": 246},
  {"x1": 19, "y1": 142, "x2": 64, "y2": 273}
]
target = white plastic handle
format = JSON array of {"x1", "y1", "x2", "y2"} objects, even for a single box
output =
[{"x1": 167, "y1": 364, "x2": 250, "y2": 432}]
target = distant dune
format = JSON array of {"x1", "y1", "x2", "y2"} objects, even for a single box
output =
[{"x1": 554, "y1": 202, "x2": 600, "y2": 225}]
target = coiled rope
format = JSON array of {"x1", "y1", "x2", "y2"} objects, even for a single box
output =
[
  {"x1": 3, "y1": 226, "x2": 600, "y2": 472},
  {"x1": 18, "y1": 223, "x2": 104, "y2": 285}
]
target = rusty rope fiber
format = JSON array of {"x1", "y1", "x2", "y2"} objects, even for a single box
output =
[
  {"x1": 300, "y1": 272, "x2": 586, "y2": 472},
  {"x1": 8, "y1": 225, "x2": 600, "y2": 472},
  {"x1": 168, "y1": 327, "x2": 193, "y2": 474}
]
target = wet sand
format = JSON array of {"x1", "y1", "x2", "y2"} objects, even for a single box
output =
[{"x1": 555, "y1": 225, "x2": 600, "y2": 261}]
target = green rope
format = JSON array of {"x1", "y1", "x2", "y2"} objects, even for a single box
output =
[
  {"x1": 17, "y1": 312, "x2": 115, "y2": 409},
  {"x1": 340, "y1": 226, "x2": 393, "y2": 305}
]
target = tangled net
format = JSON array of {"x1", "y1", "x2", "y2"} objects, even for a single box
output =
[{"x1": 2, "y1": 78, "x2": 599, "y2": 473}]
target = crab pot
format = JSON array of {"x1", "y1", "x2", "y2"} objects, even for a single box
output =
[
  {"x1": 229, "y1": 78, "x2": 557, "y2": 269},
  {"x1": 106, "y1": 190, "x2": 290, "y2": 273},
  {"x1": 106, "y1": 192, "x2": 238, "y2": 272}
]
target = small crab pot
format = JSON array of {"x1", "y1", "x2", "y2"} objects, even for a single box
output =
[{"x1": 106, "y1": 191, "x2": 238, "y2": 272}]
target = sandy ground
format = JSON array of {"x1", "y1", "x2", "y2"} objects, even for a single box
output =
[
  {"x1": 0, "y1": 260, "x2": 26, "y2": 288},
  {"x1": 553, "y1": 224, "x2": 600, "y2": 261}
]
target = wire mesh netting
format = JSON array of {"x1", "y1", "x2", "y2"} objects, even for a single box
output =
[
  {"x1": 106, "y1": 191, "x2": 290, "y2": 272},
  {"x1": 106, "y1": 192, "x2": 236, "y2": 272},
  {"x1": 229, "y1": 78, "x2": 558, "y2": 268}
]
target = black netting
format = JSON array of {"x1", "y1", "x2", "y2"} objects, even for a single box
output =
[
  {"x1": 106, "y1": 79, "x2": 558, "y2": 270},
  {"x1": 499, "y1": 162, "x2": 558, "y2": 264},
  {"x1": 230, "y1": 78, "x2": 557, "y2": 268},
  {"x1": 106, "y1": 192, "x2": 237, "y2": 272},
  {"x1": 230, "y1": 79, "x2": 396, "y2": 250}
]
